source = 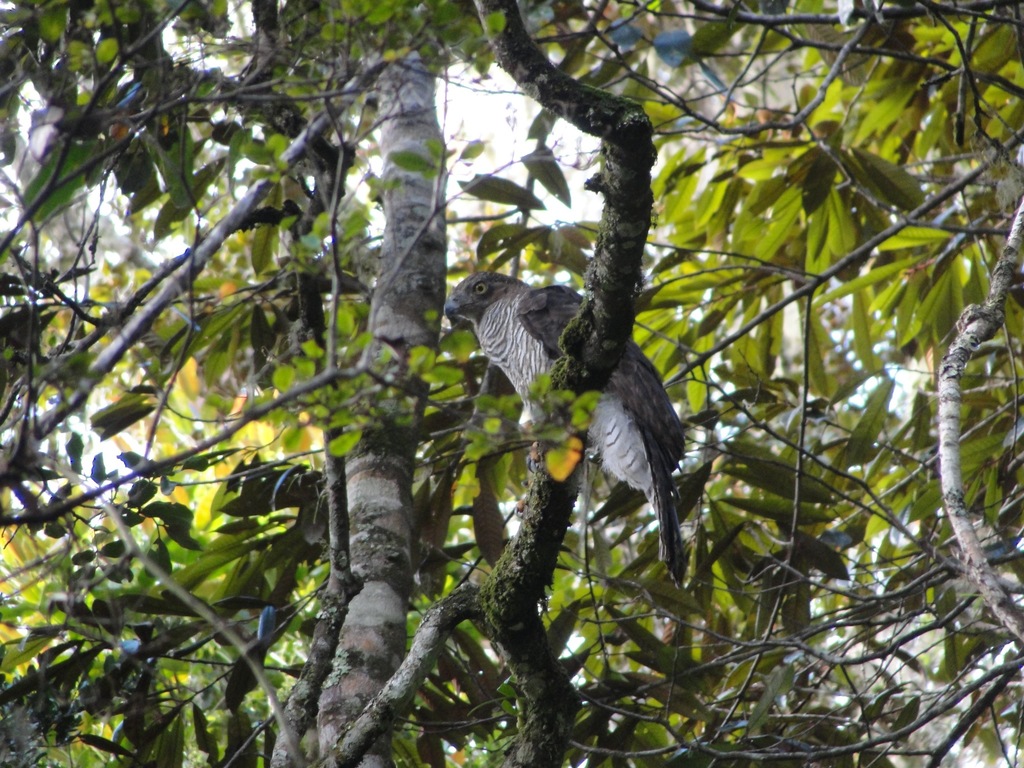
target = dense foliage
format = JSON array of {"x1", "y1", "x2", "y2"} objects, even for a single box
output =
[{"x1": 2, "y1": 0, "x2": 1024, "y2": 765}]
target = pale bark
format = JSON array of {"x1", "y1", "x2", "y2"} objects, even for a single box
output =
[
  {"x1": 938, "y1": 197, "x2": 1024, "y2": 643},
  {"x1": 315, "y1": 56, "x2": 446, "y2": 767},
  {"x1": 325, "y1": 585, "x2": 481, "y2": 768}
]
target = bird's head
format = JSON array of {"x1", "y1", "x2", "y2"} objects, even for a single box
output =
[{"x1": 444, "y1": 272, "x2": 525, "y2": 327}]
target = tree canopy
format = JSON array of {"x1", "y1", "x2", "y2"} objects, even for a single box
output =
[{"x1": 2, "y1": 0, "x2": 1024, "y2": 766}]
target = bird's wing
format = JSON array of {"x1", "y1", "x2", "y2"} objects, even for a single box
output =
[
  {"x1": 608, "y1": 346, "x2": 686, "y2": 464},
  {"x1": 519, "y1": 286, "x2": 685, "y2": 461},
  {"x1": 612, "y1": 348, "x2": 688, "y2": 583},
  {"x1": 516, "y1": 285, "x2": 582, "y2": 359}
]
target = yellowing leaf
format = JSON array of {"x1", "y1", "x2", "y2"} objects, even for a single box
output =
[{"x1": 545, "y1": 436, "x2": 583, "y2": 481}]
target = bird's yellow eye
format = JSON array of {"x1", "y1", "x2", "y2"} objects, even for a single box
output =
[{"x1": 473, "y1": 282, "x2": 487, "y2": 294}]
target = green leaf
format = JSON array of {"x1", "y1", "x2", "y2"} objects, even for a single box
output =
[
  {"x1": 154, "y1": 198, "x2": 192, "y2": 240},
  {"x1": 690, "y1": 17, "x2": 738, "y2": 57},
  {"x1": 144, "y1": 502, "x2": 201, "y2": 550},
  {"x1": 720, "y1": 496, "x2": 834, "y2": 524},
  {"x1": 79, "y1": 734, "x2": 134, "y2": 759},
  {"x1": 523, "y1": 148, "x2": 571, "y2": 207},
  {"x1": 192, "y1": 704, "x2": 220, "y2": 762},
  {"x1": 722, "y1": 450, "x2": 834, "y2": 505},
  {"x1": 476, "y1": 223, "x2": 548, "y2": 259},
  {"x1": 251, "y1": 224, "x2": 277, "y2": 275},
  {"x1": 115, "y1": 145, "x2": 156, "y2": 196},
  {"x1": 460, "y1": 141, "x2": 485, "y2": 161},
  {"x1": 90, "y1": 454, "x2": 107, "y2": 483},
  {"x1": 328, "y1": 430, "x2": 362, "y2": 457},
  {"x1": 389, "y1": 149, "x2": 439, "y2": 176},
  {"x1": 148, "y1": 537, "x2": 172, "y2": 573},
  {"x1": 100, "y1": 540, "x2": 127, "y2": 558},
  {"x1": 39, "y1": 4, "x2": 69, "y2": 43},
  {"x1": 273, "y1": 365, "x2": 295, "y2": 391},
  {"x1": 794, "y1": 531, "x2": 850, "y2": 580},
  {"x1": 66, "y1": 433, "x2": 84, "y2": 473},
  {"x1": 798, "y1": 149, "x2": 835, "y2": 215},
  {"x1": 845, "y1": 377, "x2": 894, "y2": 466},
  {"x1": 484, "y1": 10, "x2": 506, "y2": 34},
  {"x1": 155, "y1": 133, "x2": 197, "y2": 209},
  {"x1": 817, "y1": 256, "x2": 916, "y2": 302},
  {"x1": 96, "y1": 38, "x2": 119, "y2": 64},
  {"x1": 459, "y1": 174, "x2": 545, "y2": 210},
  {"x1": 25, "y1": 141, "x2": 93, "y2": 221},
  {"x1": 877, "y1": 226, "x2": 948, "y2": 252},
  {"x1": 845, "y1": 148, "x2": 924, "y2": 211},
  {"x1": 91, "y1": 393, "x2": 155, "y2": 440},
  {"x1": 748, "y1": 663, "x2": 794, "y2": 732}
]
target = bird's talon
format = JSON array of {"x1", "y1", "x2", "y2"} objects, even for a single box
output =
[{"x1": 527, "y1": 441, "x2": 543, "y2": 474}]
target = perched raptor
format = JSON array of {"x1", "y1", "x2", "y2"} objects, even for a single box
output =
[{"x1": 444, "y1": 272, "x2": 687, "y2": 584}]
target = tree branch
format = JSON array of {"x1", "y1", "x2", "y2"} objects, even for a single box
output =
[
  {"x1": 938, "y1": 196, "x2": 1024, "y2": 643},
  {"x1": 472, "y1": 0, "x2": 656, "y2": 382},
  {"x1": 32, "y1": 67, "x2": 383, "y2": 442},
  {"x1": 469, "y1": 1, "x2": 659, "y2": 765},
  {"x1": 325, "y1": 584, "x2": 482, "y2": 768}
]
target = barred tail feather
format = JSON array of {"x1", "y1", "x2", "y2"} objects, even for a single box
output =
[{"x1": 644, "y1": 434, "x2": 686, "y2": 586}]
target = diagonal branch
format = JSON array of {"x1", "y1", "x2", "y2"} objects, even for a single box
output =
[
  {"x1": 470, "y1": 1, "x2": 658, "y2": 766},
  {"x1": 937, "y1": 196, "x2": 1024, "y2": 643},
  {"x1": 33, "y1": 68, "x2": 384, "y2": 442}
]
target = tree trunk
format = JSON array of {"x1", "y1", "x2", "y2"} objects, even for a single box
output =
[{"x1": 315, "y1": 55, "x2": 446, "y2": 767}]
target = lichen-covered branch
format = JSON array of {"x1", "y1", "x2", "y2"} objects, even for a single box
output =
[
  {"x1": 469, "y1": 2, "x2": 658, "y2": 765},
  {"x1": 478, "y1": 477, "x2": 583, "y2": 768},
  {"x1": 938, "y1": 197, "x2": 1024, "y2": 643},
  {"x1": 472, "y1": 0, "x2": 656, "y2": 383}
]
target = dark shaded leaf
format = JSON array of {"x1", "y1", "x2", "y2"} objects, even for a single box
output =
[
  {"x1": 794, "y1": 531, "x2": 850, "y2": 580},
  {"x1": 459, "y1": 174, "x2": 545, "y2": 209},
  {"x1": 608, "y1": 22, "x2": 644, "y2": 50},
  {"x1": 476, "y1": 223, "x2": 548, "y2": 259},
  {"x1": 523, "y1": 147, "x2": 571, "y2": 207},
  {"x1": 79, "y1": 733, "x2": 134, "y2": 758},
  {"x1": 91, "y1": 393, "x2": 154, "y2": 442},
  {"x1": 845, "y1": 376, "x2": 894, "y2": 466},
  {"x1": 653, "y1": 29, "x2": 693, "y2": 66},
  {"x1": 472, "y1": 460, "x2": 506, "y2": 565},
  {"x1": 721, "y1": 453, "x2": 835, "y2": 505},
  {"x1": 845, "y1": 148, "x2": 924, "y2": 211},
  {"x1": 193, "y1": 703, "x2": 220, "y2": 764},
  {"x1": 25, "y1": 141, "x2": 93, "y2": 221}
]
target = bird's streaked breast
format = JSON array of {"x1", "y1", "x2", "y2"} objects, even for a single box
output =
[{"x1": 476, "y1": 297, "x2": 551, "y2": 400}]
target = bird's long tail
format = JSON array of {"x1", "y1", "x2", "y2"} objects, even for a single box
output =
[{"x1": 647, "y1": 444, "x2": 687, "y2": 586}]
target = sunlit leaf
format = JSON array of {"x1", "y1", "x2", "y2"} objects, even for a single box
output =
[{"x1": 328, "y1": 429, "x2": 362, "y2": 457}]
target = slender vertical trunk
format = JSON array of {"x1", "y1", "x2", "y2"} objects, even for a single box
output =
[{"x1": 316, "y1": 56, "x2": 446, "y2": 766}]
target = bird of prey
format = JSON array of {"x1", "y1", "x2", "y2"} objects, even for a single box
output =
[{"x1": 444, "y1": 272, "x2": 687, "y2": 584}]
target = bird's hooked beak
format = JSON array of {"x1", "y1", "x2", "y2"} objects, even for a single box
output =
[{"x1": 443, "y1": 294, "x2": 466, "y2": 324}]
